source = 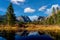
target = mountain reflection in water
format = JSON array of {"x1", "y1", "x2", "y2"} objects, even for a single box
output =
[
  {"x1": 15, "y1": 32, "x2": 53, "y2": 40},
  {"x1": 0, "y1": 31, "x2": 53, "y2": 40}
]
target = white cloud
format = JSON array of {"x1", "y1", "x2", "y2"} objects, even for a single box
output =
[
  {"x1": 24, "y1": 7, "x2": 35, "y2": 13},
  {"x1": 45, "y1": 4, "x2": 60, "y2": 16},
  {"x1": 29, "y1": 15, "x2": 38, "y2": 21},
  {"x1": 11, "y1": 0, "x2": 25, "y2": 5},
  {"x1": 39, "y1": 6, "x2": 47, "y2": 11}
]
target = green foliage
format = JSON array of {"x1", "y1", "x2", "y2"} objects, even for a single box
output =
[
  {"x1": 6, "y1": 3, "x2": 16, "y2": 25},
  {"x1": 46, "y1": 8, "x2": 60, "y2": 25},
  {"x1": 46, "y1": 16, "x2": 54, "y2": 25},
  {"x1": 35, "y1": 7, "x2": 60, "y2": 25},
  {"x1": 19, "y1": 21, "x2": 25, "y2": 24}
]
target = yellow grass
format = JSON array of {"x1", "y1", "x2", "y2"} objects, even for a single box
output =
[
  {"x1": 0, "y1": 24, "x2": 60, "y2": 33},
  {"x1": 25, "y1": 24, "x2": 60, "y2": 33}
]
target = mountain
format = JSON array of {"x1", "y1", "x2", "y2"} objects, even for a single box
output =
[
  {"x1": 17, "y1": 16, "x2": 24, "y2": 22},
  {"x1": 38, "y1": 16, "x2": 45, "y2": 21},
  {"x1": 29, "y1": 16, "x2": 39, "y2": 21},
  {"x1": 17, "y1": 16, "x2": 45, "y2": 22},
  {"x1": 17, "y1": 16, "x2": 31, "y2": 22},
  {"x1": 0, "y1": 15, "x2": 6, "y2": 21},
  {"x1": 29, "y1": 16, "x2": 45, "y2": 21},
  {"x1": 0, "y1": 15, "x2": 7, "y2": 24}
]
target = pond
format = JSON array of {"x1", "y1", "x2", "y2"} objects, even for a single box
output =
[
  {"x1": 15, "y1": 32, "x2": 53, "y2": 40},
  {"x1": 0, "y1": 31, "x2": 54, "y2": 40}
]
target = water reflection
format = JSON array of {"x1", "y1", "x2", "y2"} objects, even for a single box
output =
[
  {"x1": 28, "y1": 32, "x2": 40, "y2": 36},
  {"x1": 0, "y1": 31, "x2": 53, "y2": 40},
  {"x1": 15, "y1": 31, "x2": 53, "y2": 40},
  {"x1": 0, "y1": 37, "x2": 6, "y2": 40}
]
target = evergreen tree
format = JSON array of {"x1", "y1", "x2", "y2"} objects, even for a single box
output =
[
  {"x1": 56, "y1": 7, "x2": 59, "y2": 11},
  {"x1": 6, "y1": 3, "x2": 16, "y2": 25},
  {"x1": 56, "y1": 10, "x2": 60, "y2": 24},
  {"x1": 52, "y1": 7, "x2": 57, "y2": 24},
  {"x1": 52, "y1": 7, "x2": 56, "y2": 14},
  {"x1": 49, "y1": 16, "x2": 54, "y2": 25},
  {"x1": 46, "y1": 7, "x2": 60, "y2": 25}
]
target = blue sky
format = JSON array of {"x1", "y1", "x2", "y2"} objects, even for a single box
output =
[{"x1": 0, "y1": 0, "x2": 59, "y2": 17}]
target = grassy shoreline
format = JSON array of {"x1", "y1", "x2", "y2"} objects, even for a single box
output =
[{"x1": 0, "y1": 24, "x2": 60, "y2": 32}]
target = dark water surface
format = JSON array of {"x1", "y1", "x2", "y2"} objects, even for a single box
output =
[
  {"x1": 0, "y1": 32, "x2": 53, "y2": 40},
  {"x1": 15, "y1": 32, "x2": 53, "y2": 40},
  {"x1": 0, "y1": 37, "x2": 6, "y2": 40}
]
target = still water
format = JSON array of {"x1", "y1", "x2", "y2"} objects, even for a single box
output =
[
  {"x1": 0, "y1": 32, "x2": 53, "y2": 40},
  {"x1": 15, "y1": 32, "x2": 53, "y2": 40}
]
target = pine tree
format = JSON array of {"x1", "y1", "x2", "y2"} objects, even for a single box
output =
[
  {"x1": 52, "y1": 7, "x2": 57, "y2": 24},
  {"x1": 56, "y1": 7, "x2": 59, "y2": 11},
  {"x1": 6, "y1": 3, "x2": 16, "y2": 26},
  {"x1": 56, "y1": 10, "x2": 60, "y2": 24}
]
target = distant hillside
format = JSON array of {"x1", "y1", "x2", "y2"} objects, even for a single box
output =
[
  {"x1": 0, "y1": 15, "x2": 6, "y2": 22},
  {"x1": 17, "y1": 16, "x2": 31, "y2": 22},
  {"x1": 38, "y1": 16, "x2": 45, "y2": 21}
]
